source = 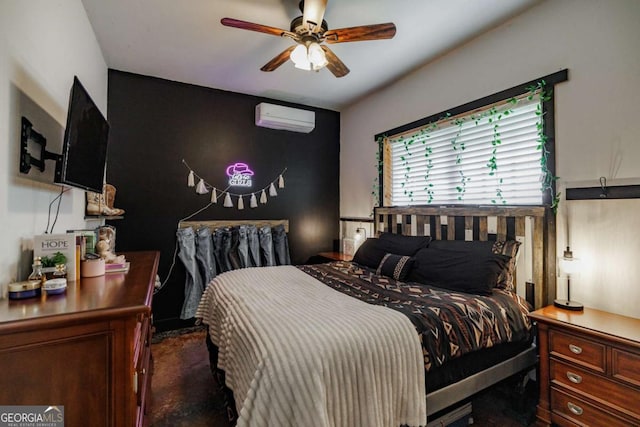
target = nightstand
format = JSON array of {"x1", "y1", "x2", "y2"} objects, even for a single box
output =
[
  {"x1": 529, "y1": 306, "x2": 640, "y2": 426},
  {"x1": 316, "y1": 252, "x2": 353, "y2": 262}
]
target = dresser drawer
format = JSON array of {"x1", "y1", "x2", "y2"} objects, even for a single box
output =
[
  {"x1": 134, "y1": 316, "x2": 150, "y2": 365},
  {"x1": 550, "y1": 330, "x2": 606, "y2": 373},
  {"x1": 551, "y1": 358, "x2": 640, "y2": 420},
  {"x1": 551, "y1": 387, "x2": 630, "y2": 427},
  {"x1": 136, "y1": 341, "x2": 151, "y2": 407},
  {"x1": 612, "y1": 347, "x2": 640, "y2": 387}
]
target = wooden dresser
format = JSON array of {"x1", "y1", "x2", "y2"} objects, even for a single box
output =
[
  {"x1": 529, "y1": 306, "x2": 640, "y2": 427},
  {"x1": 0, "y1": 251, "x2": 159, "y2": 427}
]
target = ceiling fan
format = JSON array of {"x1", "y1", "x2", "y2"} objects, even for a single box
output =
[{"x1": 221, "y1": 0, "x2": 396, "y2": 77}]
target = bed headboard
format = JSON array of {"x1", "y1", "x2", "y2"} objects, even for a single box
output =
[
  {"x1": 178, "y1": 219, "x2": 289, "y2": 233},
  {"x1": 374, "y1": 206, "x2": 556, "y2": 309}
]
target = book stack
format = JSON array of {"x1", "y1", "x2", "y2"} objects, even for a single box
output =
[{"x1": 105, "y1": 262, "x2": 130, "y2": 273}]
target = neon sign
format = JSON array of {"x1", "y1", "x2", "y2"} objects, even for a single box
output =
[{"x1": 226, "y1": 162, "x2": 254, "y2": 187}]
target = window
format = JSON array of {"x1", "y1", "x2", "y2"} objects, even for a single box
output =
[{"x1": 377, "y1": 70, "x2": 568, "y2": 209}]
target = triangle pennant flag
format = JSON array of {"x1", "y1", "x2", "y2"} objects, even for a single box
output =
[
  {"x1": 250, "y1": 193, "x2": 258, "y2": 208},
  {"x1": 260, "y1": 189, "x2": 267, "y2": 204},
  {"x1": 269, "y1": 182, "x2": 278, "y2": 197},
  {"x1": 187, "y1": 170, "x2": 195, "y2": 187},
  {"x1": 238, "y1": 195, "x2": 244, "y2": 210},
  {"x1": 211, "y1": 188, "x2": 217, "y2": 203},
  {"x1": 195, "y1": 179, "x2": 208, "y2": 194},
  {"x1": 223, "y1": 193, "x2": 233, "y2": 208}
]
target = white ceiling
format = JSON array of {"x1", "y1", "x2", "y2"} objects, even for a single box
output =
[{"x1": 81, "y1": 0, "x2": 540, "y2": 111}]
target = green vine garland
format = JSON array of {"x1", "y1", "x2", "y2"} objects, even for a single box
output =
[
  {"x1": 372, "y1": 136, "x2": 384, "y2": 208},
  {"x1": 527, "y1": 80, "x2": 560, "y2": 211},
  {"x1": 374, "y1": 80, "x2": 559, "y2": 210}
]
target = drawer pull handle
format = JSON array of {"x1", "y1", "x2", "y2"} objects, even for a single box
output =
[
  {"x1": 567, "y1": 372, "x2": 582, "y2": 384},
  {"x1": 569, "y1": 344, "x2": 582, "y2": 354},
  {"x1": 567, "y1": 402, "x2": 583, "y2": 416}
]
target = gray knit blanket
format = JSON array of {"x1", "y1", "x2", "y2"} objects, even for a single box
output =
[{"x1": 196, "y1": 265, "x2": 426, "y2": 427}]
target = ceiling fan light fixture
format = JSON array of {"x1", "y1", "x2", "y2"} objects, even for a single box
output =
[
  {"x1": 291, "y1": 42, "x2": 327, "y2": 71},
  {"x1": 294, "y1": 61, "x2": 312, "y2": 71},
  {"x1": 222, "y1": 0, "x2": 395, "y2": 77},
  {"x1": 308, "y1": 42, "x2": 328, "y2": 68},
  {"x1": 290, "y1": 44, "x2": 308, "y2": 64}
]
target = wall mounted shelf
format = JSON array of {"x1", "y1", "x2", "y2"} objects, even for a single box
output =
[
  {"x1": 85, "y1": 215, "x2": 124, "y2": 221},
  {"x1": 566, "y1": 184, "x2": 640, "y2": 200}
]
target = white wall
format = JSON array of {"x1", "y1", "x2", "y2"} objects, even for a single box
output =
[
  {"x1": 341, "y1": 0, "x2": 640, "y2": 319},
  {"x1": 0, "y1": 1, "x2": 107, "y2": 286}
]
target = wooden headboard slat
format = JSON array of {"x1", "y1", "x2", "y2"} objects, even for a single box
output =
[
  {"x1": 464, "y1": 217, "x2": 474, "y2": 241},
  {"x1": 478, "y1": 217, "x2": 488, "y2": 241},
  {"x1": 447, "y1": 217, "x2": 456, "y2": 240},
  {"x1": 434, "y1": 216, "x2": 442, "y2": 239},
  {"x1": 374, "y1": 206, "x2": 554, "y2": 309},
  {"x1": 403, "y1": 216, "x2": 412, "y2": 236},
  {"x1": 416, "y1": 216, "x2": 427, "y2": 237},
  {"x1": 533, "y1": 215, "x2": 546, "y2": 308},
  {"x1": 515, "y1": 216, "x2": 526, "y2": 237},
  {"x1": 497, "y1": 217, "x2": 507, "y2": 241}
]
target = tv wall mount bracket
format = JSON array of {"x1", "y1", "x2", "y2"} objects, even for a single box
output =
[{"x1": 20, "y1": 116, "x2": 61, "y2": 173}]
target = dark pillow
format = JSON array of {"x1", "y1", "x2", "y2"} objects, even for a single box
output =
[
  {"x1": 353, "y1": 235, "x2": 430, "y2": 269},
  {"x1": 376, "y1": 254, "x2": 414, "y2": 281},
  {"x1": 407, "y1": 247, "x2": 511, "y2": 295},
  {"x1": 352, "y1": 238, "x2": 387, "y2": 268},
  {"x1": 492, "y1": 240, "x2": 521, "y2": 291},
  {"x1": 428, "y1": 239, "x2": 494, "y2": 253},
  {"x1": 428, "y1": 239, "x2": 521, "y2": 291},
  {"x1": 377, "y1": 232, "x2": 431, "y2": 255}
]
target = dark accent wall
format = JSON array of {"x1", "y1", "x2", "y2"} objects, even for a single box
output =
[{"x1": 106, "y1": 70, "x2": 340, "y2": 330}]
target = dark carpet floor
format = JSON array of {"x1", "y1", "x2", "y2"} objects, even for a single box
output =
[{"x1": 150, "y1": 328, "x2": 538, "y2": 426}]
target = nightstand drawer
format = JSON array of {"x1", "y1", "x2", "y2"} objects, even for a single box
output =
[
  {"x1": 531, "y1": 306, "x2": 640, "y2": 427},
  {"x1": 551, "y1": 358, "x2": 640, "y2": 419},
  {"x1": 612, "y1": 347, "x2": 640, "y2": 387},
  {"x1": 551, "y1": 387, "x2": 629, "y2": 427},
  {"x1": 550, "y1": 329, "x2": 606, "y2": 373}
]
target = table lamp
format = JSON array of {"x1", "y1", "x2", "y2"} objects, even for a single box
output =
[{"x1": 554, "y1": 246, "x2": 583, "y2": 311}]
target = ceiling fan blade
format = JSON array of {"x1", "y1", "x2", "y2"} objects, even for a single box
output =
[
  {"x1": 221, "y1": 17, "x2": 297, "y2": 39},
  {"x1": 321, "y1": 45, "x2": 349, "y2": 78},
  {"x1": 261, "y1": 46, "x2": 297, "y2": 72},
  {"x1": 302, "y1": 0, "x2": 328, "y2": 30},
  {"x1": 324, "y1": 23, "x2": 396, "y2": 43}
]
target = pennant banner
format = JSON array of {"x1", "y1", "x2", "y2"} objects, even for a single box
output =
[{"x1": 182, "y1": 159, "x2": 287, "y2": 209}]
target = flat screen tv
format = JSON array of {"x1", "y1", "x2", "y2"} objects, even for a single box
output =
[{"x1": 55, "y1": 76, "x2": 109, "y2": 193}]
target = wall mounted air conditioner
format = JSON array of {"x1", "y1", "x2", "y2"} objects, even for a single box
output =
[{"x1": 255, "y1": 103, "x2": 315, "y2": 133}]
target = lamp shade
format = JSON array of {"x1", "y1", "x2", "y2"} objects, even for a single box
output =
[
  {"x1": 559, "y1": 257, "x2": 579, "y2": 276},
  {"x1": 290, "y1": 43, "x2": 327, "y2": 71},
  {"x1": 291, "y1": 45, "x2": 311, "y2": 70},
  {"x1": 558, "y1": 246, "x2": 579, "y2": 276},
  {"x1": 308, "y1": 42, "x2": 328, "y2": 68}
]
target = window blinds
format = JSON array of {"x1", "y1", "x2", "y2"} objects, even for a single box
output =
[{"x1": 388, "y1": 97, "x2": 543, "y2": 206}]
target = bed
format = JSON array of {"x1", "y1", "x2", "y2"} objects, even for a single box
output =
[{"x1": 195, "y1": 206, "x2": 556, "y2": 426}]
